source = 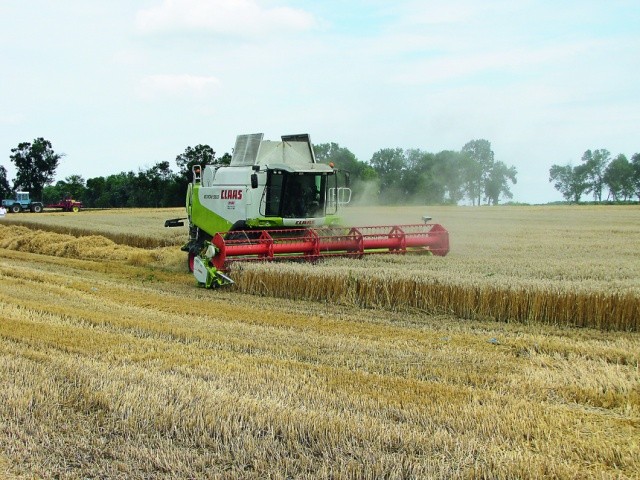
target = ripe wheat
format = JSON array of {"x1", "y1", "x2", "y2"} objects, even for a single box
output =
[
  {"x1": 1, "y1": 204, "x2": 639, "y2": 331},
  {"x1": 0, "y1": 245, "x2": 638, "y2": 478}
]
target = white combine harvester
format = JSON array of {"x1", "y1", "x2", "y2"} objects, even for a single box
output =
[{"x1": 166, "y1": 133, "x2": 449, "y2": 287}]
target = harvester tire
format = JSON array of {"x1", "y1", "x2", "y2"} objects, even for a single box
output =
[
  {"x1": 188, "y1": 247, "x2": 202, "y2": 273},
  {"x1": 72, "y1": 206, "x2": 80, "y2": 213},
  {"x1": 10, "y1": 204, "x2": 21, "y2": 213},
  {"x1": 31, "y1": 204, "x2": 43, "y2": 213}
]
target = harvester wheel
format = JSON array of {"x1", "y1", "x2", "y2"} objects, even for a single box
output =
[
  {"x1": 10, "y1": 204, "x2": 21, "y2": 213},
  {"x1": 72, "y1": 206, "x2": 79, "y2": 213},
  {"x1": 31, "y1": 204, "x2": 43, "y2": 213},
  {"x1": 188, "y1": 249, "x2": 197, "y2": 273}
]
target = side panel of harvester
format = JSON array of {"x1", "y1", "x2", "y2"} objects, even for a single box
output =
[{"x1": 187, "y1": 166, "x2": 257, "y2": 236}]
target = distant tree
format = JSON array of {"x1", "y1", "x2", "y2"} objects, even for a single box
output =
[
  {"x1": 42, "y1": 176, "x2": 87, "y2": 204},
  {"x1": 84, "y1": 176, "x2": 107, "y2": 208},
  {"x1": 58, "y1": 174, "x2": 86, "y2": 200},
  {"x1": 581, "y1": 149, "x2": 610, "y2": 202},
  {"x1": 82, "y1": 162, "x2": 184, "y2": 209},
  {"x1": 549, "y1": 163, "x2": 590, "y2": 203},
  {"x1": 315, "y1": 143, "x2": 368, "y2": 177},
  {"x1": 314, "y1": 142, "x2": 378, "y2": 201},
  {"x1": 314, "y1": 142, "x2": 354, "y2": 167},
  {"x1": 175, "y1": 144, "x2": 230, "y2": 183},
  {"x1": 433, "y1": 150, "x2": 467, "y2": 204},
  {"x1": 460, "y1": 152, "x2": 483, "y2": 205},
  {"x1": 461, "y1": 139, "x2": 493, "y2": 205},
  {"x1": 370, "y1": 148, "x2": 406, "y2": 202},
  {"x1": 109, "y1": 171, "x2": 136, "y2": 208},
  {"x1": 0, "y1": 165, "x2": 10, "y2": 199},
  {"x1": 9, "y1": 138, "x2": 62, "y2": 199},
  {"x1": 403, "y1": 149, "x2": 445, "y2": 203},
  {"x1": 630, "y1": 153, "x2": 640, "y2": 201},
  {"x1": 143, "y1": 161, "x2": 181, "y2": 207},
  {"x1": 603, "y1": 154, "x2": 634, "y2": 201},
  {"x1": 218, "y1": 152, "x2": 232, "y2": 166},
  {"x1": 485, "y1": 161, "x2": 518, "y2": 205}
]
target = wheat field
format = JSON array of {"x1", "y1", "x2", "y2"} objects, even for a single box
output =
[
  {"x1": 0, "y1": 208, "x2": 185, "y2": 248},
  {"x1": 4, "y1": 205, "x2": 638, "y2": 330},
  {"x1": 0, "y1": 206, "x2": 639, "y2": 478}
]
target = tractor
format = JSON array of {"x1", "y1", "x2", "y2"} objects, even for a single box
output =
[{"x1": 1, "y1": 191, "x2": 44, "y2": 213}]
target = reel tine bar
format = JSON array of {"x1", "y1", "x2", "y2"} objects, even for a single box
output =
[{"x1": 211, "y1": 224, "x2": 449, "y2": 271}]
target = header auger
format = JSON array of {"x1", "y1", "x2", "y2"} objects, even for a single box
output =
[{"x1": 166, "y1": 133, "x2": 449, "y2": 288}]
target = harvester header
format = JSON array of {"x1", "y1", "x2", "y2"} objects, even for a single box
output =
[{"x1": 166, "y1": 133, "x2": 449, "y2": 287}]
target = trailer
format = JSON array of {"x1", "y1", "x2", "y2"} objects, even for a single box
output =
[{"x1": 46, "y1": 198, "x2": 83, "y2": 212}]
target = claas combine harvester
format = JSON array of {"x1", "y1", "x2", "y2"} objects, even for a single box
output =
[{"x1": 166, "y1": 133, "x2": 449, "y2": 287}]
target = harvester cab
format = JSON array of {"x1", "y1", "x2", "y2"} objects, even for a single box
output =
[
  {"x1": 167, "y1": 133, "x2": 449, "y2": 288},
  {"x1": 186, "y1": 133, "x2": 350, "y2": 233}
]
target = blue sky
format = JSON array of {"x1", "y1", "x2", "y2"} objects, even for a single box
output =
[{"x1": 1, "y1": 0, "x2": 639, "y2": 203}]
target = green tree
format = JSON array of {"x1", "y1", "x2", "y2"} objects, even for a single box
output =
[
  {"x1": 549, "y1": 163, "x2": 590, "y2": 203},
  {"x1": 314, "y1": 143, "x2": 375, "y2": 179},
  {"x1": 218, "y1": 152, "x2": 232, "y2": 166},
  {"x1": 142, "y1": 161, "x2": 180, "y2": 207},
  {"x1": 370, "y1": 148, "x2": 406, "y2": 202},
  {"x1": 51, "y1": 174, "x2": 87, "y2": 201},
  {"x1": 82, "y1": 162, "x2": 184, "y2": 209},
  {"x1": 460, "y1": 151, "x2": 483, "y2": 205},
  {"x1": 485, "y1": 161, "x2": 518, "y2": 205},
  {"x1": 314, "y1": 142, "x2": 357, "y2": 170},
  {"x1": 433, "y1": 150, "x2": 467, "y2": 204},
  {"x1": 603, "y1": 154, "x2": 634, "y2": 201},
  {"x1": 42, "y1": 178, "x2": 86, "y2": 204},
  {"x1": 10, "y1": 138, "x2": 63, "y2": 199},
  {"x1": 403, "y1": 149, "x2": 445, "y2": 203},
  {"x1": 314, "y1": 142, "x2": 378, "y2": 202},
  {"x1": 0, "y1": 165, "x2": 11, "y2": 199},
  {"x1": 175, "y1": 144, "x2": 228, "y2": 183},
  {"x1": 461, "y1": 139, "x2": 494, "y2": 205},
  {"x1": 629, "y1": 153, "x2": 640, "y2": 201},
  {"x1": 581, "y1": 149, "x2": 610, "y2": 202},
  {"x1": 84, "y1": 176, "x2": 107, "y2": 208}
]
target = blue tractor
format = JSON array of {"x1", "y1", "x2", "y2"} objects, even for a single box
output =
[{"x1": 1, "y1": 191, "x2": 44, "y2": 213}]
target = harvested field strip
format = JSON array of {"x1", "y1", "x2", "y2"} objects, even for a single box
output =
[
  {"x1": 0, "y1": 208, "x2": 185, "y2": 248},
  {"x1": 0, "y1": 225, "x2": 169, "y2": 263},
  {"x1": 0, "y1": 264, "x2": 523, "y2": 387},
  {"x1": 1, "y1": 248, "x2": 639, "y2": 478},
  {"x1": 1, "y1": 217, "x2": 176, "y2": 248},
  {"x1": 232, "y1": 263, "x2": 640, "y2": 331}
]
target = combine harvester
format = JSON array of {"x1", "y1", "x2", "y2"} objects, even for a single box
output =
[{"x1": 166, "y1": 133, "x2": 449, "y2": 287}]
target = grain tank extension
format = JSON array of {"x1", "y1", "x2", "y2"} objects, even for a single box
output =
[{"x1": 165, "y1": 133, "x2": 449, "y2": 287}]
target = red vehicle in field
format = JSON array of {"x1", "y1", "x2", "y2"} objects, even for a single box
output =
[{"x1": 46, "y1": 198, "x2": 83, "y2": 212}]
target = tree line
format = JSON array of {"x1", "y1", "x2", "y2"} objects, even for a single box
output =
[
  {"x1": 316, "y1": 139, "x2": 517, "y2": 205},
  {"x1": 2, "y1": 137, "x2": 519, "y2": 208},
  {"x1": 549, "y1": 150, "x2": 640, "y2": 203}
]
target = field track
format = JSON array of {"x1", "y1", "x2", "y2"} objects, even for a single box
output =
[{"x1": 0, "y1": 206, "x2": 639, "y2": 478}]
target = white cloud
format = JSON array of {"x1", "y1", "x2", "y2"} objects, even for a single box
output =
[
  {"x1": 137, "y1": 74, "x2": 221, "y2": 99},
  {"x1": 388, "y1": 40, "x2": 599, "y2": 85},
  {"x1": 135, "y1": 0, "x2": 316, "y2": 37}
]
